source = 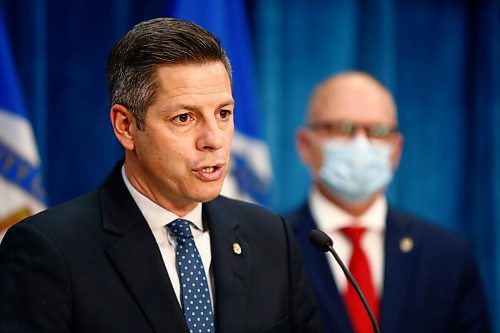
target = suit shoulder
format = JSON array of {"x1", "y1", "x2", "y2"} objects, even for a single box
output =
[
  {"x1": 14, "y1": 190, "x2": 100, "y2": 237},
  {"x1": 207, "y1": 196, "x2": 287, "y2": 236},
  {"x1": 283, "y1": 201, "x2": 309, "y2": 223},
  {"x1": 211, "y1": 195, "x2": 281, "y2": 219},
  {"x1": 387, "y1": 208, "x2": 469, "y2": 251}
]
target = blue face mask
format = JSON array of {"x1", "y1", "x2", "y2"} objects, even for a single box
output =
[{"x1": 319, "y1": 136, "x2": 393, "y2": 203}]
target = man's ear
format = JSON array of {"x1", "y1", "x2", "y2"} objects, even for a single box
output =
[
  {"x1": 391, "y1": 132, "x2": 404, "y2": 170},
  {"x1": 110, "y1": 104, "x2": 135, "y2": 151},
  {"x1": 296, "y1": 127, "x2": 320, "y2": 168}
]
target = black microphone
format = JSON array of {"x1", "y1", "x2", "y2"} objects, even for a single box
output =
[{"x1": 308, "y1": 229, "x2": 381, "y2": 333}]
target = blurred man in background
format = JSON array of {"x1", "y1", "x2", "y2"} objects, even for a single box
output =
[{"x1": 286, "y1": 71, "x2": 492, "y2": 333}]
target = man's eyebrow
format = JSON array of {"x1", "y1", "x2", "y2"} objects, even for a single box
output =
[
  {"x1": 165, "y1": 100, "x2": 235, "y2": 113},
  {"x1": 218, "y1": 99, "x2": 235, "y2": 108}
]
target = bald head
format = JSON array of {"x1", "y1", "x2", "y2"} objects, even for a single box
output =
[{"x1": 307, "y1": 71, "x2": 397, "y2": 127}]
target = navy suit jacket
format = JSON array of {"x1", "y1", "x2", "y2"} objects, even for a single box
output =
[
  {"x1": 286, "y1": 202, "x2": 492, "y2": 333},
  {"x1": 0, "y1": 165, "x2": 322, "y2": 333}
]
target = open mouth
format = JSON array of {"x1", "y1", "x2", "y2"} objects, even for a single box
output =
[{"x1": 193, "y1": 164, "x2": 225, "y2": 181}]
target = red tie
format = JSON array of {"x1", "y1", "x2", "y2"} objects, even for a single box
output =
[{"x1": 341, "y1": 227, "x2": 379, "y2": 333}]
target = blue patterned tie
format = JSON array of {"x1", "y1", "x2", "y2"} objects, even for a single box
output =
[{"x1": 167, "y1": 219, "x2": 216, "y2": 333}]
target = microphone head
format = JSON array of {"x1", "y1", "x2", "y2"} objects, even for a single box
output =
[{"x1": 308, "y1": 229, "x2": 333, "y2": 253}]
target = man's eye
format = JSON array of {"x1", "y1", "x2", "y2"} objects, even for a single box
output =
[
  {"x1": 219, "y1": 109, "x2": 232, "y2": 119},
  {"x1": 173, "y1": 113, "x2": 191, "y2": 123},
  {"x1": 339, "y1": 121, "x2": 355, "y2": 133}
]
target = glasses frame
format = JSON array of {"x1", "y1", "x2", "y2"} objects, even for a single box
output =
[{"x1": 307, "y1": 120, "x2": 399, "y2": 141}]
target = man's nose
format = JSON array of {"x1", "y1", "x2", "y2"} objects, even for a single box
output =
[
  {"x1": 196, "y1": 120, "x2": 225, "y2": 151},
  {"x1": 352, "y1": 126, "x2": 370, "y2": 138}
]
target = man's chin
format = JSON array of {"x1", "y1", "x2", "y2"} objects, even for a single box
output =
[{"x1": 195, "y1": 184, "x2": 224, "y2": 203}]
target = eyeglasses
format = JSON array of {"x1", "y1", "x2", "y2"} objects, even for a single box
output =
[{"x1": 308, "y1": 120, "x2": 398, "y2": 141}]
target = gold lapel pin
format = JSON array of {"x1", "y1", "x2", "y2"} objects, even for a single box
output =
[
  {"x1": 399, "y1": 237, "x2": 414, "y2": 253},
  {"x1": 232, "y1": 242, "x2": 242, "y2": 255}
]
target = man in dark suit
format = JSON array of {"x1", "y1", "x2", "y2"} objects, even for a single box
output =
[
  {"x1": 286, "y1": 71, "x2": 492, "y2": 333},
  {"x1": 0, "y1": 18, "x2": 321, "y2": 333}
]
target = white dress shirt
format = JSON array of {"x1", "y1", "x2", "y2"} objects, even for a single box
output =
[
  {"x1": 309, "y1": 187, "x2": 386, "y2": 296},
  {"x1": 121, "y1": 167, "x2": 214, "y2": 308}
]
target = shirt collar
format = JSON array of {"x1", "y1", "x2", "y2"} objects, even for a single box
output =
[
  {"x1": 309, "y1": 187, "x2": 387, "y2": 233},
  {"x1": 121, "y1": 166, "x2": 203, "y2": 231}
]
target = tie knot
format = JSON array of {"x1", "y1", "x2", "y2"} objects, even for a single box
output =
[
  {"x1": 341, "y1": 226, "x2": 366, "y2": 244},
  {"x1": 167, "y1": 219, "x2": 193, "y2": 239}
]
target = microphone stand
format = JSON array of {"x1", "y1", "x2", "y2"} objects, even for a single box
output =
[
  {"x1": 308, "y1": 229, "x2": 380, "y2": 333},
  {"x1": 325, "y1": 243, "x2": 380, "y2": 333}
]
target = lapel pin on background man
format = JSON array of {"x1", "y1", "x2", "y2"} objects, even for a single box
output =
[
  {"x1": 0, "y1": 17, "x2": 322, "y2": 333},
  {"x1": 286, "y1": 71, "x2": 492, "y2": 333}
]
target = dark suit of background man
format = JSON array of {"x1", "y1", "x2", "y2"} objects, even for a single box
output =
[
  {"x1": 0, "y1": 17, "x2": 322, "y2": 333},
  {"x1": 285, "y1": 71, "x2": 492, "y2": 333}
]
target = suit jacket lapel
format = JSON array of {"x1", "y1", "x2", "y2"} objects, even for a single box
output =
[
  {"x1": 380, "y1": 209, "x2": 418, "y2": 333},
  {"x1": 203, "y1": 198, "x2": 248, "y2": 333},
  {"x1": 99, "y1": 164, "x2": 188, "y2": 333},
  {"x1": 292, "y1": 204, "x2": 353, "y2": 333}
]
